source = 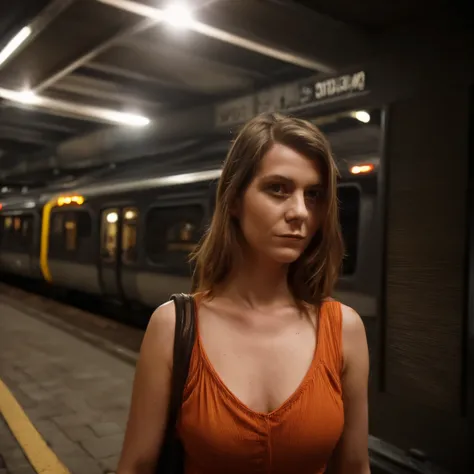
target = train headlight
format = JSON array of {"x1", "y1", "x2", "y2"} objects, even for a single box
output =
[{"x1": 57, "y1": 195, "x2": 85, "y2": 206}]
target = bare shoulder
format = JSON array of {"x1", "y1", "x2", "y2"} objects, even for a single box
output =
[
  {"x1": 339, "y1": 304, "x2": 368, "y2": 371},
  {"x1": 340, "y1": 304, "x2": 366, "y2": 336},
  {"x1": 147, "y1": 300, "x2": 176, "y2": 339},
  {"x1": 141, "y1": 300, "x2": 176, "y2": 369}
]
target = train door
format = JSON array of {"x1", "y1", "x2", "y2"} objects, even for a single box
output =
[
  {"x1": 98, "y1": 207, "x2": 123, "y2": 300},
  {"x1": 22, "y1": 213, "x2": 35, "y2": 275},
  {"x1": 0, "y1": 213, "x2": 35, "y2": 277}
]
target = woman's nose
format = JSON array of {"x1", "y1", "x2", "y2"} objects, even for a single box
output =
[{"x1": 285, "y1": 191, "x2": 309, "y2": 222}]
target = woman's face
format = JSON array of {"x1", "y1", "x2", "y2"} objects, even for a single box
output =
[{"x1": 237, "y1": 143, "x2": 324, "y2": 264}]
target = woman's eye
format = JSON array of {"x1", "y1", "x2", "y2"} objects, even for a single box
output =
[
  {"x1": 306, "y1": 189, "x2": 323, "y2": 201},
  {"x1": 268, "y1": 183, "x2": 286, "y2": 195}
]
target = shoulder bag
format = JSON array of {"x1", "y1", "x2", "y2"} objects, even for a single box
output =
[{"x1": 155, "y1": 293, "x2": 196, "y2": 474}]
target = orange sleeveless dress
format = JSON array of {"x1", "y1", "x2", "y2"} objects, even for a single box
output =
[{"x1": 177, "y1": 299, "x2": 345, "y2": 474}]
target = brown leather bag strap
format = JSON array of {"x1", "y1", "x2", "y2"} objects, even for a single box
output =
[
  {"x1": 169, "y1": 293, "x2": 196, "y2": 421},
  {"x1": 155, "y1": 293, "x2": 196, "y2": 474}
]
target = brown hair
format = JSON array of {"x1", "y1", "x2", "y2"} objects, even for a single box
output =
[{"x1": 190, "y1": 112, "x2": 344, "y2": 307}]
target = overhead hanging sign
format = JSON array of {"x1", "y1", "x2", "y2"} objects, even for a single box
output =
[
  {"x1": 214, "y1": 95, "x2": 255, "y2": 128},
  {"x1": 215, "y1": 70, "x2": 367, "y2": 128},
  {"x1": 312, "y1": 70, "x2": 366, "y2": 102}
]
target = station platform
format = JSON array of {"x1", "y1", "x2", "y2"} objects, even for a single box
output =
[{"x1": 0, "y1": 287, "x2": 143, "y2": 474}]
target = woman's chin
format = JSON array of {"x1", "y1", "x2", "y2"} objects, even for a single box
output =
[{"x1": 269, "y1": 247, "x2": 303, "y2": 264}]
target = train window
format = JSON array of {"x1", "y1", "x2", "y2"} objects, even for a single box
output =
[
  {"x1": 76, "y1": 211, "x2": 92, "y2": 239},
  {"x1": 145, "y1": 204, "x2": 204, "y2": 265},
  {"x1": 338, "y1": 185, "x2": 360, "y2": 275},
  {"x1": 49, "y1": 210, "x2": 92, "y2": 258},
  {"x1": 21, "y1": 215, "x2": 33, "y2": 248},
  {"x1": 0, "y1": 214, "x2": 34, "y2": 252},
  {"x1": 101, "y1": 209, "x2": 119, "y2": 262},
  {"x1": 65, "y1": 219, "x2": 77, "y2": 251},
  {"x1": 122, "y1": 207, "x2": 138, "y2": 264},
  {"x1": 52, "y1": 213, "x2": 64, "y2": 235},
  {"x1": 2, "y1": 216, "x2": 14, "y2": 249},
  {"x1": 22, "y1": 218, "x2": 30, "y2": 238},
  {"x1": 0, "y1": 216, "x2": 6, "y2": 246}
]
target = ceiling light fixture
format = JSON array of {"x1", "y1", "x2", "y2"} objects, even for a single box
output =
[
  {"x1": 15, "y1": 89, "x2": 40, "y2": 104},
  {"x1": 103, "y1": 110, "x2": 151, "y2": 127},
  {"x1": 0, "y1": 87, "x2": 150, "y2": 127},
  {"x1": 162, "y1": 3, "x2": 194, "y2": 29},
  {"x1": 0, "y1": 26, "x2": 31, "y2": 68},
  {"x1": 352, "y1": 110, "x2": 371, "y2": 123}
]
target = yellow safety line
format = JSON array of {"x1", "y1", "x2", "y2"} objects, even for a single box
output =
[{"x1": 0, "y1": 378, "x2": 70, "y2": 474}]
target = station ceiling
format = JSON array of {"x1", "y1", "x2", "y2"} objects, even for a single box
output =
[{"x1": 0, "y1": 0, "x2": 465, "y2": 187}]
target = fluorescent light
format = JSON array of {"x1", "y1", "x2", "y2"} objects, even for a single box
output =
[
  {"x1": 103, "y1": 111, "x2": 151, "y2": 127},
  {"x1": 0, "y1": 27, "x2": 31, "y2": 67},
  {"x1": 0, "y1": 86, "x2": 151, "y2": 127},
  {"x1": 353, "y1": 110, "x2": 371, "y2": 123},
  {"x1": 15, "y1": 90, "x2": 39, "y2": 104},
  {"x1": 0, "y1": 88, "x2": 38, "y2": 103},
  {"x1": 162, "y1": 4, "x2": 194, "y2": 29}
]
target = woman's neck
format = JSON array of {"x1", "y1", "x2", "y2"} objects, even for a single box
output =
[{"x1": 218, "y1": 254, "x2": 295, "y2": 310}]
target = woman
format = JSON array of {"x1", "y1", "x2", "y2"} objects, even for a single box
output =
[{"x1": 117, "y1": 113, "x2": 371, "y2": 474}]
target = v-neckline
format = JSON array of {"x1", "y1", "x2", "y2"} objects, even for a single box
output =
[{"x1": 192, "y1": 294, "x2": 323, "y2": 418}]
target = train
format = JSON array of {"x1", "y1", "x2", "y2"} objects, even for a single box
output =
[{"x1": 0, "y1": 143, "x2": 379, "y2": 325}]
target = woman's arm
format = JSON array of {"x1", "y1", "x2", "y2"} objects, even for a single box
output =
[
  {"x1": 116, "y1": 301, "x2": 176, "y2": 474},
  {"x1": 329, "y1": 304, "x2": 371, "y2": 474}
]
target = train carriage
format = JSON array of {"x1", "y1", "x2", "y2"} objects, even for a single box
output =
[
  {"x1": 0, "y1": 192, "x2": 45, "y2": 281},
  {"x1": 29, "y1": 156, "x2": 378, "y2": 323}
]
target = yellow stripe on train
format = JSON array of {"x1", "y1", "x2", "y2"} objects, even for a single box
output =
[{"x1": 40, "y1": 195, "x2": 85, "y2": 283}]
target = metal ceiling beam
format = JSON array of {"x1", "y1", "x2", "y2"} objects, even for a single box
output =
[
  {"x1": 119, "y1": 35, "x2": 266, "y2": 81},
  {"x1": 0, "y1": 152, "x2": 58, "y2": 178},
  {"x1": 83, "y1": 61, "x2": 216, "y2": 98},
  {"x1": 33, "y1": 18, "x2": 157, "y2": 93},
  {"x1": 49, "y1": 74, "x2": 164, "y2": 110},
  {"x1": 31, "y1": 1, "x2": 227, "y2": 93},
  {"x1": 0, "y1": 126, "x2": 57, "y2": 146},
  {"x1": 0, "y1": 0, "x2": 77, "y2": 71},
  {"x1": 114, "y1": 36, "x2": 256, "y2": 93},
  {"x1": 85, "y1": 61, "x2": 198, "y2": 90},
  {"x1": 0, "y1": 114, "x2": 77, "y2": 134},
  {"x1": 96, "y1": 0, "x2": 337, "y2": 73},
  {"x1": 54, "y1": 101, "x2": 214, "y2": 165}
]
